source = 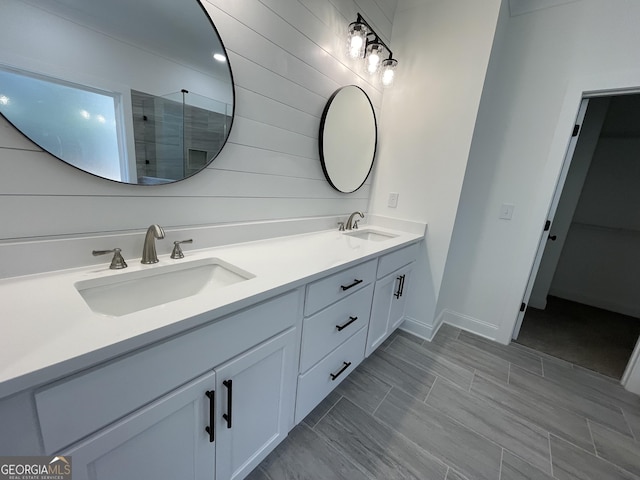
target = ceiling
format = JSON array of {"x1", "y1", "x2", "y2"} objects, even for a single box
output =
[{"x1": 508, "y1": 0, "x2": 581, "y2": 16}]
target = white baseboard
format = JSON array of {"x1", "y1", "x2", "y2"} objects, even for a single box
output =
[
  {"x1": 400, "y1": 315, "x2": 438, "y2": 342},
  {"x1": 401, "y1": 309, "x2": 503, "y2": 344},
  {"x1": 440, "y1": 309, "x2": 501, "y2": 342}
]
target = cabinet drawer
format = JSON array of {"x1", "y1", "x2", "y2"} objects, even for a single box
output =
[
  {"x1": 377, "y1": 242, "x2": 419, "y2": 279},
  {"x1": 300, "y1": 284, "x2": 373, "y2": 373},
  {"x1": 35, "y1": 289, "x2": 301, "y2": 454},
  {"x1": 295, "y1": 326, "x2": 367, "y2": 424},
  {"x1": 304, "y1": 259, "x2": 377, "y2": 315}
]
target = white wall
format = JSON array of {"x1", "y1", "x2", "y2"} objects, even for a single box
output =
[
  {"x1": 368, "y1": 0, "x2": 502, "y2": 336},
  {"x1": 437, "y1": 0, "x2": 640, "y2": 343},
  {"x1": 550, "y1": 134, "x2": 640, "y2": 318},
  {"x1": 0, "y1": 0, "x2": 396, "y2": 242}
]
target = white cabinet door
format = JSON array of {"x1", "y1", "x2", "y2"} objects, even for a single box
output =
[
  {"x1": 215, "y1": 328, "x2": 296, "y2": 480},
  {"x1": 63, "y1": 371, "x2": 216, "y2": 480},
  {"x1": 366, "y1": 264, "x2": 413, "y2": 357},
  {"x1": 389, "y1": 267, "x2": 412, "y2": 331}
]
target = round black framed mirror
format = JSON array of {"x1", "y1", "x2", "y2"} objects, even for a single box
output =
[
  {"x1": 0, "y1": 0, "x2": 234, "y2": 185},
  {"x1": 319, "y1": 85, "x2": 377, "y2": 193}
]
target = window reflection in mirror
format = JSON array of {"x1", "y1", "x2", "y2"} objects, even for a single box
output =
[{"x1": 0, "y1": 67, "x2": 125, "y2": 181}]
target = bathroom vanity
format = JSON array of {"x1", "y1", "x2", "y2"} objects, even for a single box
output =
[{"x1": 0, "y1": 221, "x2": 424, "y2": 480}]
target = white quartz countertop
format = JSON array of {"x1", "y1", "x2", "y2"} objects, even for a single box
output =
[{"x1": 0, "y1": 225, "x2": 423, "y2": 398}]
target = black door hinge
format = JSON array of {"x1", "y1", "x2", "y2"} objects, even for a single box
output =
[
  {"x1": 572, "y1": 124, "x2": 580, "y2": 137},
  {"x1": 544, "y1": 220, "x2": 551, "y2": 231},
  {"x1": 520, "y1": 302, "x2": 526, "y2": 312}
]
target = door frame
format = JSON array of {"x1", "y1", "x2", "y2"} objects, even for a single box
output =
[
  {"x1": 511, "y1": 98, "x2": 589, "y2": 339},
  {"x1": 511, "y1": 83, "x2": 640, "y2": 392}
]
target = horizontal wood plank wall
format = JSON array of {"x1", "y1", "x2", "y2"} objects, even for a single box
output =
[{"x1": 0, "y1": 0, "x2": 396, "y2": 241}]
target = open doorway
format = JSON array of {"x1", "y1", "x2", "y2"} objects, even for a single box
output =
[{"x1": 513, "y1": 94, "x2": 640, "y2": 379}]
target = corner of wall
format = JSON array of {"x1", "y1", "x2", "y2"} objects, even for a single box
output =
[{"x1": 440, "y1": 309, "x2": 503, "y2": 343}]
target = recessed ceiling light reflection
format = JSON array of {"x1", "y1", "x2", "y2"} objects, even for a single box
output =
[
  {"x1": 213, "y1": 53, "x2": 226, "y2": 62},
  {"x1": 96, "y1": 114, "x2": 106, "y2": 124},
  {"x1": 0, "y1": 95, "x2": 9, "y2": 105},
  {"x1": 80, "y1": 109, "x2": 90, "y2": 120}
]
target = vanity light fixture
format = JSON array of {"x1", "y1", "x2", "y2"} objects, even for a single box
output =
[{"x1": 347, "y1": 13, "x2": 398, "y2": 87}]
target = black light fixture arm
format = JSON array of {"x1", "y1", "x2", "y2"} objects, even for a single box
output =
[{"x1": 355, "y1": 13, "x2": 394, "y2": 60}]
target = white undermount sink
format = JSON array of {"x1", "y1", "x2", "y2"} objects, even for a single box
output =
[
  {"x1": 343, "y1": 228, "x2": 398, "y2": 242},
  {"x1": 75, "y1": 258, "x2": 254, "y2": 317}
]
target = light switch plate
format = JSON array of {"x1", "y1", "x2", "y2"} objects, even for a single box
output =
[{"x1": 388, "y1": 192, "x2": 399, "y2": 208}]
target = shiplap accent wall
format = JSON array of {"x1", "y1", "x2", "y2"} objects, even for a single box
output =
[{"x1": 0, "y1": 0, "x2": 396, "y2": 241}]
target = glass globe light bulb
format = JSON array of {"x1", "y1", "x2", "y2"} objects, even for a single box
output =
[
  {"x1": 364, "y1": 44, "x2": 383, "y2": 75},
  {"x1": 349, "y1": 36, "x2": 364, "y2": 58},
  {"x1": 380, "y1": 59, "x2": 398, "y2": 87},
  {"x1": 347, "y1": 22, "x2": 368, "y2": 59}
]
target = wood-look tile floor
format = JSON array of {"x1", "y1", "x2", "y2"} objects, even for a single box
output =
[{"x1": 247, "y1": 325, "x2": 640, "y2": 480}]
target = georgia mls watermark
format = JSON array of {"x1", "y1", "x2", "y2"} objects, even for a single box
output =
[{"x1": 0, "y1": 456, "x2": 71, "y2": 480}]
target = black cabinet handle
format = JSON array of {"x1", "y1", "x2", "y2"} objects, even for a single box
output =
[
  {"x1": 394, "y1": 275, "x2": 406, "y2": 299},
  {"x1": 341, "y1": 279, "x2": 363, "y2": 291},
  {"x1": 336, "y1": 316, "x2": 358, "y2": 332},
  {"x1": 394, "y1": 275, "x2": 403, "y2": 298},
  {"x1": 223, "y1": 380, "x2": 233, "y2": 429},
  {"x1": 205, "y1": 390, "x2": 215, "y2": 443},
  {"x1": 330, "y1": 361, "x2": 352, "y2": 381}
]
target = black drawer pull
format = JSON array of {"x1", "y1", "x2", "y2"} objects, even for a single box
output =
[
  {"x1": 205, "y1": 390, "x2": 215, "y2": 443},
  {"x1": 341, "y1": 279, "x2": 363, "y2": 291},
  {"x1": 399, "y1": 274, "x2": 406, "y2": 298},
  {"x1": 336, "y1": 316, "x2": 358, "y2": 332},
  {"x1": 223, "y1": 379, "x2": 233, "y2": 429},
  {"x1": 394, "y1": 275, "x2": 403, "y2": 298},
  {"x1": 330, "y1": 361, "x2": 352, "y2": 381}
]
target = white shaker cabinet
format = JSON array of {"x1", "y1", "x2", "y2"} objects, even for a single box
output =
[
  {"x1": 63, "y1": 370, "x2": 217, "y2": 480},
  {"x1": 34, "y1": 290, "x2": 301, "y2": 480},
  {"x1": 62, "y1": 327, "x2": 296, "y2": 480},
  {"x1": 366, "y1": 243, "x2": 417, "y2": 357},
  {"x1": 214, "y1": 328, "x2": 296, "y2": 480},
  {"x1": 366, "y1": 263, "x2": 413, "y2": 356}
]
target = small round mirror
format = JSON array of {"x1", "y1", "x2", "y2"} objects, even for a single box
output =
[{"x1": 319, "y1": 85, "x2": 377, "y2": 193}]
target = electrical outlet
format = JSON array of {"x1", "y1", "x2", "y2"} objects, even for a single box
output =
[
  {"x1": 388, "y1": 192, "x2": 399, "y2": 208},
  {"x1": 499, "y1": 203, "x2": 515, "y2": 220}
]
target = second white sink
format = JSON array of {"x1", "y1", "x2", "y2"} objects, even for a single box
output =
[
  {"x1": 343, "y1": 229, "x2": 398, "y2": 242},
  {"x1": 75, "y1": 258, "x2": 254, "y2": 317}
]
